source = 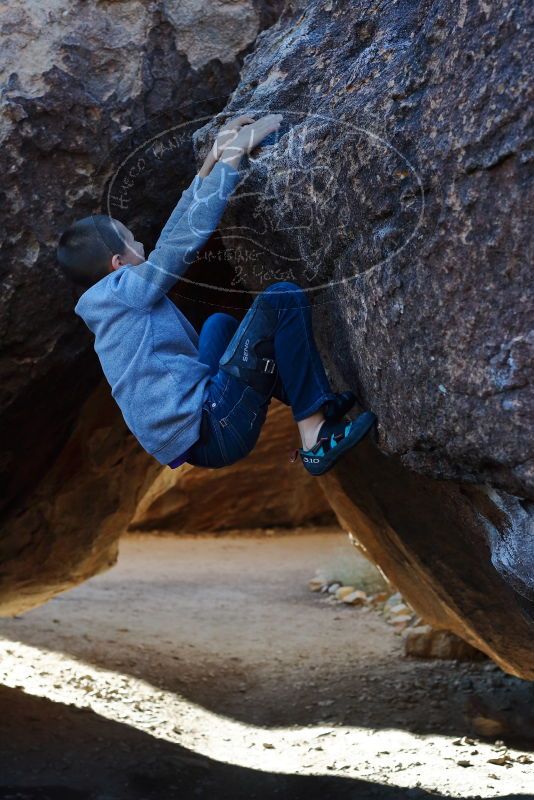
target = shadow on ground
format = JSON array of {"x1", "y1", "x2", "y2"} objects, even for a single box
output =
[
  {"x1": 0, "y1": 685, "x2": 493, "y2": 800},
  {"x1": 2, "y1": 593, "x2": 533, "y2": 745}
]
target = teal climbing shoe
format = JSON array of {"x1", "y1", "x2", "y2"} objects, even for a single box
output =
[{"x1": 290, "y1": 411, "x2": 377, "y2": 476}]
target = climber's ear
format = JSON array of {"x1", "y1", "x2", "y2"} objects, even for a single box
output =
[
  {"x1": 101, "y1": 219, "x2": 130, "y2": 272},
  {"x1": 110, "y1": 252, "x2": 125, "y2": 271}
]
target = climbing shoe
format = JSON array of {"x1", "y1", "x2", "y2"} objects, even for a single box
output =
[
  {"x1": 322, "y1": 391, "x2": 357, "y2": 422},
  {"x1": 289, "y1": 411, "x2": 377, "y2": 476}
]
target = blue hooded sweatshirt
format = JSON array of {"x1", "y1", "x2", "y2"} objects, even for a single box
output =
[{"x1": 74, "y1": 159, "x2": 241, "y2": 465}]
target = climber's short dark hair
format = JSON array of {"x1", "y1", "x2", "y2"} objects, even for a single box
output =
[{"x1": 57, "y1": 214, "x2": 127, "y2": 289}]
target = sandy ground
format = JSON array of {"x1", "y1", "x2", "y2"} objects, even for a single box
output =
[{"x1": 0, "y1": 529, "x2": 532, "y2": 800}]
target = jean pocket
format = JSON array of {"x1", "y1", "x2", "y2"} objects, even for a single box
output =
[{"x1": 204, "y1": 373, "x2": 230, "y2": 410}]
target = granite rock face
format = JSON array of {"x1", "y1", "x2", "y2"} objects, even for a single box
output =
[
  {"x1": 0, "y1": 383, "x2": 157, "y2": 616},
  {"x1": 0, "y1": 0, "x2": 284, "y2": 522},
  {"x1": 194, "y1": 0, "x2": 532, "y2": 497},
  {"x1": 193, "y1": 0, "x2": 534, "y2": 675}
]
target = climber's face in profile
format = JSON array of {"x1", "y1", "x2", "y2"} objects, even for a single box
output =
[{"x1": 109, "y1": 219, "x2": 146, "y2": 271}]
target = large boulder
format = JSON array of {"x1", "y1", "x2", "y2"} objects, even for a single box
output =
[
  {"x1": 193, "y1": 0, "x2": 534, "y2": 677},
  {"x1": 1, "y1": 0, "x2": 532, "y2": 681},
  {"x1": 0, "y1": 383, "x2": 156, "y2": 616},
  {"x1": 321, "y1": 441, "x2": 534, "y2": 678},
  {"x1": 0, "y1": 0, "x2": 284, "y2": 521}
]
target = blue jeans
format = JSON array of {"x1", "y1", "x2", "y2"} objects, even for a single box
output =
[{"x1": 186, "y1": 281, "x2": 337, "y2": 468}]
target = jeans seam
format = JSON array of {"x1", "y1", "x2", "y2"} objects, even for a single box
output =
[
  {"x1": 227, "y1": 420, "x2": 250, "y2": 456},
  {"x1": 241, "y1": 388, "x2": 259, "y2": 429},
  {"x1": 219, "y1": 384, "x2": 248, "y2": 423},
  {"x1": 220, "y1": 373, "x2": 231, "y2": 399},
  {"x1": 297, "y1": 301, "x2": 331, "y2": 416},
  {"x1": 220, "y1": 386, "x2": 260, "y2": 456},
  {"x1": 208, "y1": 373, "x2": 231, "y2": 409}
]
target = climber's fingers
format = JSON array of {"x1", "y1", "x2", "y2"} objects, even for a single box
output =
[
  {"x1": 235, "y1": 114, "x2": 283, "y2": 154},
  {"x1": 225, "y1": 114, "x2": 256, "y2": 128},
  {"x1": 212, "y1": 115, "x2": 257, "y2": 160}
]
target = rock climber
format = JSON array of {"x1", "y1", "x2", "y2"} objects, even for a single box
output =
[{"x1": 57, "y1": 113, "x2": 376, "y2": 476}]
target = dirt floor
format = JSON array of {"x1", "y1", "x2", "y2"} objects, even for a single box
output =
[{"x1": 0, "y1": 529, "x2": 532, "y2": 800}]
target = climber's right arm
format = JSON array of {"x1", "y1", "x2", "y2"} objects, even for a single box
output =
[
  {"x1": 110, "y1": 114, "x2": 282, "y2": 308},
  {"x1": 152, "y1": 115, "x2": 256, "y2": 251},
  {"x1": 111, "y1": 158, "x2": 241, "y2": 307}
]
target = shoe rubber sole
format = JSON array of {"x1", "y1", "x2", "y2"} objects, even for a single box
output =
[{"x1": 300, "y1": 411, "x2": 377, "y2": 476}]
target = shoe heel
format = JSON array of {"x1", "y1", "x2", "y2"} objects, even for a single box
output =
[{"x1": 299, "y1": 412, "x2": 376, "y2": 476}]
